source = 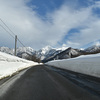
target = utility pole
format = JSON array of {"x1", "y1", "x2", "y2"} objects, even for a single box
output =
[{"x1": 15, "y1": 35, "x2": 17, "y2": 56}]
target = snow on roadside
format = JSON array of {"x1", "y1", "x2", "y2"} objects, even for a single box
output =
[
  {"x1": 47, "y1": 53, "x2": 100, "y2": 78},
  {"x1": 0, "y1": 52, "x2": 39, "y2": 80}
]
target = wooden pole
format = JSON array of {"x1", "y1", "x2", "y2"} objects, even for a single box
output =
[{"x1": 15, "y1": 35, "x2": 17, "y2": 56}]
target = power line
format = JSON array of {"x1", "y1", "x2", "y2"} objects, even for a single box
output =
[
  {"x1": 17, "y1": 38, "x2": 25, "y2": 47},
  {"x1": 0, "y1": 18, "x2": 16, "y2": 36},
  {"x1": 0, "y1": 18, "x2": 25, "y2": 47},
  {"x1": 0, "y1": 24, "x2": 15, "y2": 39}
]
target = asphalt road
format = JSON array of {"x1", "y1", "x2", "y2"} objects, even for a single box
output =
[{"x1": 0, "y1": 65, "x2": 99, "y2": 100}]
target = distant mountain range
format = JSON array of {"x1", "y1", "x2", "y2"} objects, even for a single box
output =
[
  {"x1": 1, "y1": 41, "x2": 100, "y2": 63},
  {"x1": 82, "y1": 39, "x2": 100, "y2": 49}
]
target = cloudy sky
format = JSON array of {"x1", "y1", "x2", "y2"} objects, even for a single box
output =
[{"x1": 0, "y1": 0, "x2": 100, "y2": 50}]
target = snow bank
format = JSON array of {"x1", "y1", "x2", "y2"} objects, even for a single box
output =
[
  {"x1": 47, "y1": 53, "x2": 100, "y2": 78},
  {"x1": 0, "y1": 52, "x2": 39, "y2": 79}
]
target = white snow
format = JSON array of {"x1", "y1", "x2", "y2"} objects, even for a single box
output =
[
  {"x1": 47, "y1": 53, "x2": 100, "y2": 78},
  {"x1": 0, "y1": 51, "x2": 39, "y2": 79},
  {"x1": 56, "y1": 47, "x2": 68, "y2": 51},
  {"x1": 17, "y1": 47, "x2": 35, "y2": 54},
  {"x1": 41, "y1": 46, "x2": 53, "y2": 54}
]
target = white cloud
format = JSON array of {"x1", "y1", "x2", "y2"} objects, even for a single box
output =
[
  {"x1": 66, "y1": 41, "x2": 80, "y2": 47},
  {"x1": 0, "y1": 0, "x2": 48, "y2": 49},
  {"x1": 57, "y1": 1, "x2": 100, "y2": 48},
  {"x1": 95, "y1": 41, "x2": 100, "y2": 46},
  {"x1": 0, "y1": 0, "x2": 100, "y2": 49},
  {"x1": 66, "y1": 11, "x2": 100, "y2": 48}
]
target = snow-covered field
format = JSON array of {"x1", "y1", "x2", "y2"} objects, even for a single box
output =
[
  {"x1": 47, "y1": 53, "x2": 100, "y2": 78},
  {"x1": 0, "y1": 52, "x2": 39, "y2": 79}
]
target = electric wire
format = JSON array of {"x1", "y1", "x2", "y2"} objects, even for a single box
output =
[
  {"x1": 0, "y1": 18, "x2": 16, "y2": 36},
  {"x1": 17, "y1": 38, "x2": 25, "y2": 47},
  {"x1": 0, "y1": 18, "x2": 25, "y2": 47},
  {"x1": 0, "y1": 24, "x2": 15, "y2": 39}
]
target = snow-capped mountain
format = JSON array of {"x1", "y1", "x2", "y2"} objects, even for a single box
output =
[
  {"x1": 36, "y1": 46, "x2": 62, "y2": 60},
  {"x1": 16, "y1": 47, "x2": 36, "y2": 59},
  {"x1": 0, "y1": 47, "x2": 36, "y2": 60},
  {"x1": 0, "y1": 47, "x2": 14, "y2": 55},
  {"x1": 0, "y1": 47, "x2": 36, "y2": 55},
  {"x1": 39, "y1": 44, "x2": 100, "y2": 62},
  {"x1": 85, "y1": 40, "x2": 100, "y2": 53},
  {"x1": 83, "y1": 39, "x2": 100, "y2": 49},
  {"x1": 85, "y1": 45, "x2": 100, "y2": 53},
  {"x1": 0, "y1": 46, "x2": 67, "y2": 61},
  {"x1": 17, "y1": 47, "x2": 36, "y2": 55},
  {"x1": 1, "y1": 41, "x2": 100, "y2": 63},
  {"x1": 43, "y1": 47, "x2": 85, "y2": 63},
  {"x1": 36, "y1": 45, "x2": 69, "y2": 60}
]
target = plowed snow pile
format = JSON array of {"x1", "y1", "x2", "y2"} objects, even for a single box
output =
[
  {"x1": 47, "y1": 53, "x2": 100, "y2": 78},
  {"x1": 0, "y1": 52, "x2": 38, "y2": 79}
]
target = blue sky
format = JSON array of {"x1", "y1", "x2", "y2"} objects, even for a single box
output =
[
  {"x1": 0, "y1": 0, "x2": 100, "y2": 49},
  {"x1": 27, "y1": 0, "x2": 64, "y2": 16}
]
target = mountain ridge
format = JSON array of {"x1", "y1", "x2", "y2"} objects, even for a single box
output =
[{"x1": 1, "y1": 43, "x2": 100, "y2": 63}]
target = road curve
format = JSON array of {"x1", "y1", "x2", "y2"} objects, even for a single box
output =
[{"x1": 0, "y1": 65, "x2": 99, "y2": 100}]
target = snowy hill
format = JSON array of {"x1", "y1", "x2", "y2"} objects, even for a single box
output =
[
  {"x1": 47, "y1": 53, "x2": 100, "y2": 78},
  {"x1": 0, "y1": 51, "x2": 38, "y2": 79}
]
